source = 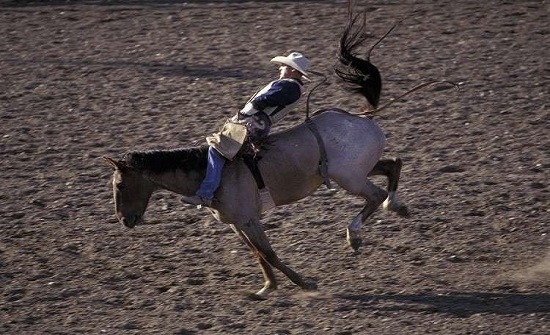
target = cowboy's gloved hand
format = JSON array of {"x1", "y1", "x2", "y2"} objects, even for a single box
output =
[{"x1": 240, "y1": 103, "x2": 259, "y2": 116}]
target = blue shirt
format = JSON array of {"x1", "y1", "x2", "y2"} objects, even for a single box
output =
[{"x1": 241, "y1": 78, "x2": 303, "y2": 124}]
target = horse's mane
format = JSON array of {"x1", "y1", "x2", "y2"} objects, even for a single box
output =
[{"x1": 122, "y1": 146, "x2": 208, "y2": 174}]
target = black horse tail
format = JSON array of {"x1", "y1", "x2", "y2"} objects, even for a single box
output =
[{"x1": 335, "y1": 12, "x2": 398, "y2": 110}]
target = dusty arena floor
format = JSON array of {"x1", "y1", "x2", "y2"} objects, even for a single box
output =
[{"x1": 1, "y1": 0, "x2": 549, "y2": 334}]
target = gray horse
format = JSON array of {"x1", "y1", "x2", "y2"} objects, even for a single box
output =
[{"x1": 104, "y1": 13, "x2": 409, "y2": 299}]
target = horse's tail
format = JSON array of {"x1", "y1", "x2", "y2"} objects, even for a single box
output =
[
  {"x1": 335, "y1": 4, "x2": 461, "y2": 115},
  {"x1": 335, "y1": 9, "x2": 400, "y2": 112}
]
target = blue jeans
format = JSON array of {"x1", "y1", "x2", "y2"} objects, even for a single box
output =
[{"x1": 196, "y1": 146, "x2": 226, "y2": 200}]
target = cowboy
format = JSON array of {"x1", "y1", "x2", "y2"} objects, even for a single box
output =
[{"x1": 187, "y1": 52, "x2": 311, "y2": 207}]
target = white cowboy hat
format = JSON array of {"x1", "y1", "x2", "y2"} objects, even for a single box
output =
[{"x1": 270, "y1": 52, "x2": 310, "y2": 80}]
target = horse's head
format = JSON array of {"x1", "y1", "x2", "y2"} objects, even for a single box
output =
[{"x1": 103, "y1": 156, "x2": 155, "y2": 228}]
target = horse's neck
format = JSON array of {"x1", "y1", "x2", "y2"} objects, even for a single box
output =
[{"x1": 147, "y1": 170, "x2": 202, "y2": 197}]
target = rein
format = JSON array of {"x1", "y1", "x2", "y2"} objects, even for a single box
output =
[
  {"x1": 355, "y1": 80, "x2": 461, "y2": 116},
  {"x1": 305, "y1": 70, "x2": 329, "y2": 119}
]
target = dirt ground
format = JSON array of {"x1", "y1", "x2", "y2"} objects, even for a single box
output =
[{"x1": 1, "y1": 0, "x2": 549, "y2": 334}]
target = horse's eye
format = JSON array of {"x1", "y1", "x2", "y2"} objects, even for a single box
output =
[{"x1": 117, "y1": 183, "x2": 125, "y2": 190}]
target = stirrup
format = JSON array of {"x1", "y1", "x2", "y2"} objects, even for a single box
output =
[{"x1": 182, "y1": 195, "x2": 212, "y2": 208}]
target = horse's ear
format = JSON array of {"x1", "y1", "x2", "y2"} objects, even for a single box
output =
[{"x1": 102, "y1": 156, "x2": 123, "y2": 170}]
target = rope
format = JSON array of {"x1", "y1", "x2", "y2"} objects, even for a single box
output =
[
  {"x1": 305, "y1": 70, "x2": 328, "y2": 119},
  {"x1": 350, "y1": 80, "x2": 461, "y2": 116}
]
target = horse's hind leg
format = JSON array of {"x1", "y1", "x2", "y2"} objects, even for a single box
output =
[
  {"x1": 237, "y1": 220, "x2": 316, "y2": 295},
  {"x1": 368, "y1": 158, "x2": 409, "y2": 217},
  {"x1": 345, "y1": 180, "x2": 388, "y2": 251}
]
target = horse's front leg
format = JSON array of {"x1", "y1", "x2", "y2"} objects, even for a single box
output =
[
  {"x1": 237, "y1": 219, "x2": 317, "y2": 296},
  {"x1": 346, "y1": 180, "x2": 387, "y2": 251},
  {"x1": 231, "y1": 225, "x2": 278, "y2": 300}
]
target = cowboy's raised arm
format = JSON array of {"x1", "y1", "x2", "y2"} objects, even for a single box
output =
[{"x1": 241, "y1": 80, "x2": 301, "y2": 115}]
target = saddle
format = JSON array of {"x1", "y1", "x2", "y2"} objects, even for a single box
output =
[
  {"x1": 206, "y1": 119, "x2": 275, "y2": 211},
  {"x1": 206, "y1": 116, "x2": 332, "y2": 211}
]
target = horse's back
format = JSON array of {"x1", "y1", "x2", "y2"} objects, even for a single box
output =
[
  {"x1": 257, "y1": 110, "x2": 386, "y2": 202},
  {"x1": 310, "y1": 111, "x2": 386, "y2": 179},
  {"x1": 312, "y1": 109, "x2": 385, "y2": 143},
  {"x1": 315, "y1": 109, "x2": 386, "y2": 159},
  {"x1": 269, "y1": 110, "x2": 385, "y2": 160},
  {"x1": 271, "y1": 109, "x2": 384, "y2": 142}
]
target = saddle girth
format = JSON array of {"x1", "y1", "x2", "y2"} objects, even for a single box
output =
[
  {"x1": 242, "y1": 154, "x2": 265, "y2": 189},
  {"x1": 305, "y1": 117, "x2": 333, "y2": 189}
]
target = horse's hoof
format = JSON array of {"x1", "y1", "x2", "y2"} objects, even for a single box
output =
[
  {"x1": 346, "y1": 227, "x2": 363, "y2": 251},
  {"x1": 348, "y1": 238, "x2": 362, "y2": 251},
  {"x1": 383, "y1": 198, "x2": 410, "y2": 218},
  {"x1": 247, "y1": 286, "x2": 275, "y2": 300},
  {"x1": 303, "y1": 280, "x2": 318, "y2": 291},
  {"x1": 396, "y1": 205, "x2": 410, "y2": 217},
  {"x1": 246, "y1": 292, "x2": 267, "y2": 301}
]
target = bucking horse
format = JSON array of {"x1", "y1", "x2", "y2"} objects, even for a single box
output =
[{"x1": 104, "y1": 12, "x2": 410, "y2": 299}]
